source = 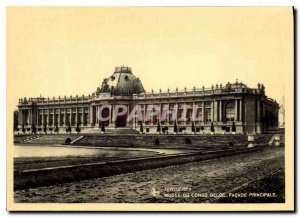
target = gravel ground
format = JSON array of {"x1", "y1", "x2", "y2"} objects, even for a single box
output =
[{"x1": 14, "y1": 147, "x2": 284, "y2": 203}]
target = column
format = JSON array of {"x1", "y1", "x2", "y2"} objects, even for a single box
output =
[
  {"x1": 35, "y1": 110, "x2": 38, "y2": 126},
  {"x1": 214, "y1": 101, "x2": 218, "y2": 122},
  {"x1": 166, "y1": 104, "x2": 170, "y2": 124},
  {"x1": 42, "y1": 109, "x2": 44, "y2": 125},
  {"x1": 257, "y1": 100, "x2": 261, "y2": 122},
  {"x1": 219, "y1": 101, "x2": 222, "y2": 122},
  {"x1": 184, "y1": 102, "x2": 187, "y2": 125},
  {"x1": 18, "y1": 110, "x2": 22, "y2": 126},
  {"x1": 239, "y1": 99, "x2": 242, "y2": 121},
  {"x1": 76, "y1": 107, "x2": 79, "y2": 125},
  {"x1": 64, "y1": 108, "x2": 67, "y2": 126},
  {"x1": 53, "y1": 108, "x2": 56, "y2": 125},
  {"x1": 202, "y1": 102, "x2": 205, "y2": 122},
  {"x1": 159, "y1": 103, "x2": 162, "y2": 123},
  {"x1": 81, "y1": 108, "x2": 84, "y2": 126},
  {"x1": 192, "y1": 102, "x2": 195, "y2": 122},
  {"x1": 111, "y1": 104, "x2": 114, "y2": 125},
  {"x1": 70, "y1": 109, "x2": 73, "y2": 126},
  {"x1": 28, "y1": 110, "x2": 31, "y2": 125},
  {"x1": 234, "y1": 100, "x2": 238, "y2": 121},
  {"x1": 109, "y1": 105, "x2": 112, "y2": 125},
  {"x1": 175, "y1": 103, "x2": 179, "y2": 124},
  {"x1": 47, "y1": 109, "x2": 50, "y2": 126},
  {"x1": 143, "y1": 104, "x2": 146, "y2": 123},
  {"x1": 89, "y1": 106, "x2": 93, "y2": 125},
  {"x1": 211, "y1": 101, "x2": 214, "y2": 122},
  {"x1": 58, "y1": 108, "x2": 61, "y2": 126},
  {"x1": 126, "y1": 104, "x2": 129, "y2": 126}
]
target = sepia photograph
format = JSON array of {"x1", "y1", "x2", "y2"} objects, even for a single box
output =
[{"x1": 6, "y1": 6, "x2": 294, "y2": 211}]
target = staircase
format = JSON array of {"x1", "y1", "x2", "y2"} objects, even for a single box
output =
[{"x1": 81, "y1": 127, "x2": 139, "y2": 135}]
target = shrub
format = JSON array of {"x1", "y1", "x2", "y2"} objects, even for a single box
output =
[
  {"x1": 156, "y1": 122, "x2": 161, "y2": 133},
  {"x1": 139, "y1": 122, "x2": 144, "y2": 134},
  {"x1": 65, "y1": 138, "x2": 72, "y2": 144},
  {"x1": 210, "y1": 122, "x2": 215, "y2": 132},
  {"x1": 185, "y1": 137, "x2": 192, "y2": 144},
  {"x1": 191, "y1": 122, "x2": 195, "y2": 133},
  {"x1": 101, "y1": 122, "x2": 105, "y2": 132},
  {"x1": 231, "y1": 122, "x2": 236, "y2": 132},
  {"x1": 155, "y1": 138, "x2": 160, "y2": 145},
  {"x1": 76, "y1": 123, "x2": 81, "y2": 133},
  {"x1": 55, "y1": 124, "x2": 59, "y2": 133},
  {"x1": 32, "y1": 126, "x2": 37, "y2": 134},
  {"x1": 174, "y1": 122, "x2": 178, "y2": 134}
]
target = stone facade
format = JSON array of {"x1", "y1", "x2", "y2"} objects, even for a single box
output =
[{"x1": 16, "y1": 66, "x2": 279, "y2": 134}]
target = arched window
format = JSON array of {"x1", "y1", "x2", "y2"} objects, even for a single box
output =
[{"x1": 225, "y1": 102, "x2": 235, "y2": 121}]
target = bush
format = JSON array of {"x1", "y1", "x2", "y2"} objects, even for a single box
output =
[
  {"x1": 101, "y1": 122, "x2": 105, "y2": 132},
  {"x1": 210, "y1": 123, "x2": 215, "y2": 133},
  {"x1": 156, "y1": 122, "x2": 161, "y2": 133},
  {"x1": 174, "y1": 122, "x2": 178, "y2": 134},
  {"x1": 65, "y1": 138, "x2": 72, "y2": 144},
  {"x1": 231, "y1": 122, "x2": 236, "y2": 132},
  {"x1": 185, "y1": 137, "x2": 192, "y2": 144},
  {"x1": 139, "y1": 122, "x2": 144, "y2": 134},
  {"x1": 155, "y1": 138, "x2": 160, "y2": 145}
]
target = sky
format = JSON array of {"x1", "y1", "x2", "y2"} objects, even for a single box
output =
[{"x1": 7, "y1": 7, "x2": 293, "y2": 108}]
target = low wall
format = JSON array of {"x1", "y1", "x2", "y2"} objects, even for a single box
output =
[
  {"x1": 14, "y1": 147, "x2": 263, "y2": 190},
  {"x1": 75, "y1": 134, "x2": 248, "y2": 148}
]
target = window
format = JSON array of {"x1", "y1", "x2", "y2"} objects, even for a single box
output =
[
  {"x1": 78, "y1": 113, "x2": 82, "y2": 125},
  {"x1": 49, "y1": 114, "x2": 53, "y2": 126},
  {"x1": 225, "y1": 102, "x2": 235, "y2": 121},
  {"x1": 71, "y1": 114, "x2": 76, "y2": 126},
  {"x1": 54, "y1": 114, "x2": 59, "y2": 125},
  {"x1": 60, "y1": 114, "x2": 64, "y2": 126},
  {"x1": 44, "y1": 115, "x2": 47, "y2": 125},
  {"x1": 66, "y1": 114, "x2": 70, "y2": 125},
  {"x1": 84, "y1": 113, "x2": 88, "y2": 126},
  {"x1": 205, "y1": 108, "x2": 211, "y2": 122},
  {"x1": 38, "y1": 115, "x2": 42, "y2": 125},
  {"x1": 196, "y1": 107, "x2": 202, "y2": 122}
]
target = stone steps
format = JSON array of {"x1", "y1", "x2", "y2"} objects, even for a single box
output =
[{"x1": 81, "y1": 127, "x2": 139, "y2": 135}]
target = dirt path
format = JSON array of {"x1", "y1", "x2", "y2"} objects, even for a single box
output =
[{"x1": 14, "y1": 147, "x2": 284, "y2": 203}]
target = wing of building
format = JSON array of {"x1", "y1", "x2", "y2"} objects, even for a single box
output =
[{"x1": 15, "y1": 66, "x2": 279, "y2": 134}]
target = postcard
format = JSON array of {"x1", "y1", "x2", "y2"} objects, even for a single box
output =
[{"x1": 6, "y1": 6, "x2": 294, "y2": 211}]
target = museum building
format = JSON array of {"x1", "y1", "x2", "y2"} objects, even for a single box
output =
[{"x1": 16, "y1": 66, "x2": 279, "y2": 134}]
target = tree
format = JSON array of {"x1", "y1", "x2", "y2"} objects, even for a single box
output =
[
  {"x1": 155, "y1": 138, "x2": 160, "y2": 145},
  {"x1": 191, "y1": 121, "x2": 195, "y2": 134},
  {"x1": 101, "y1": 121, "x2": 105, "y2": 133},
  {"x1": 174, "y1": 121, "x2": 178, "y2": 134},
  {"x1": 76, "y1": 123, "x2": 81, "y2": 134},
  {"x1": 139, "y1": 122, "x2": 144, "y2": 134},
  {"x1": 210, "y1": 122, "x2": 215, "y2": 133},
  {"x1": 43, "y1": 123, "x2": 47, "y2": 134},
  {"x1": 231, "y1": 121, "x2": 236, "y2": 132},
  {"x1": 66, "y1": 123, "x2": 71, "y2": 134},
  {"x1": 55, "y1": 122, "x2": 59, "y2": 134},
  {"x1": 22, "y1": 124, "x2": 25, "y2": 134},
  {"x1": 156, "y1": 122, "x2": 161, "y2": 133},
  {"x1": 32, "y1": 125, "x2": 37, "y2": 134}
]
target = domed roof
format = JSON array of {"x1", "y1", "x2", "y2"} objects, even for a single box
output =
[{"x1": 98, "y1": 66, "x2": 145, "y2": 95}]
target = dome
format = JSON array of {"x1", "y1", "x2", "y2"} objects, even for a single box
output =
[{"x1": 98, "y1": 66, "x2": 145, "y2": 95}]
